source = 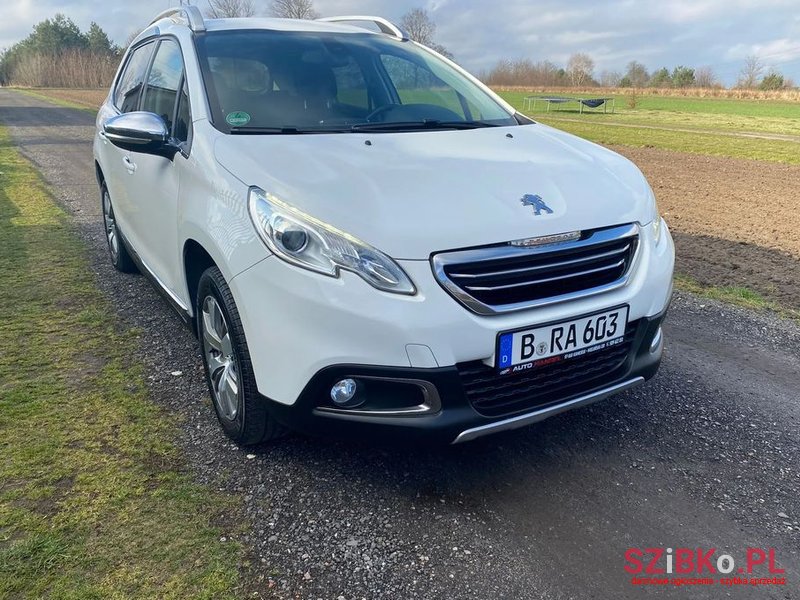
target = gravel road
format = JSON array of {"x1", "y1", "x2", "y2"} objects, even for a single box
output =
[{"x1": 1, "y1": 88, "x2": 798, "y2": 599}]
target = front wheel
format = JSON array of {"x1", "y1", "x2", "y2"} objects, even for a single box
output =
[
  {"x1": 197, "y1": 266, "x2": 284, "y2": 445},
  {"x1": 101, "y1": 183, "x2": 137, "y2": 273}
]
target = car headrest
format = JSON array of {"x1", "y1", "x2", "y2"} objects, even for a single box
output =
[{"x1": 293, "y1": 63, "x2": 337, "y2": 99}]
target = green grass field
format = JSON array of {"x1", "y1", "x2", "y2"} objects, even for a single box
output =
[
  {"x1": 498, "y1": 90, "x2": 800, "y2": 164},
  {"x1": 500, "y1": 91, "x2": 800, "y2": 118},
  {"x1": 0, "y1": 126, "x2": 244, "y2": 599}
]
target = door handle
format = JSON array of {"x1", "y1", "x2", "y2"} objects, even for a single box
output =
[{"x1": 123, "y1": 156, "x2": 137, "y2": 174}]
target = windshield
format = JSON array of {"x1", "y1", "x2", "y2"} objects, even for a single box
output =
[{"x1": 195, "y1": 30, "x2": 518, "y2": 133}]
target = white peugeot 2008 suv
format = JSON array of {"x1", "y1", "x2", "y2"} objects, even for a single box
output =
[{"x1": 94, "y1": 7, "x2": 674, "y2": 446}]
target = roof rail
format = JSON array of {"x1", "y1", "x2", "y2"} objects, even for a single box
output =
[
  {"x1": 317, "y1": 16, "x2": 408, "y2": 41},
  {"x1": 149, "y1": 5, "x2": 206, "y2": 33}
]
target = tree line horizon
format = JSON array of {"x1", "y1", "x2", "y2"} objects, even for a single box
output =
[{"x1": 0, "y1": 1, "x2": 794, "y2": 92}]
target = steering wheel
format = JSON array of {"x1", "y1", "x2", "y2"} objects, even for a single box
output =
[{"x1": 365, "y1": 104, "x2": 401, "y2": 123}]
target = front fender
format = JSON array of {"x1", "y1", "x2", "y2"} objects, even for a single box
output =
[{"x1": 177, "y1": 122, "x2": 272, "y2": 309}]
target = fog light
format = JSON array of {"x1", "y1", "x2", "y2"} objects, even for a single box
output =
[
  {"x1": 650, "y1": 326, "x2": 663, "y2": 353},
  {"x1": 330, "y1": 378, "x2": 361, "y2": 407}
]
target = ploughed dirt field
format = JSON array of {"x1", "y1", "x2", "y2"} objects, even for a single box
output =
[{"x1": 615, "y1": 146, "x2": 800, "y2": 312}]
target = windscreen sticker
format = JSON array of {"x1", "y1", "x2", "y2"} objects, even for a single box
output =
[{"x1": 225, "y1": 111, "x2": 251, "y2": 126}]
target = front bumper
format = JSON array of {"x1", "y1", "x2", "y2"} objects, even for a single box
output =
[
  {"x1": 264, "y1": 309, "x2": 667, "y2": 444},
  {"x1": 231, "y1": 221, "x2": 674, "y2": 408},
  {"x1": 230, "y1": 220, "x2": 674, "y2": 443}
]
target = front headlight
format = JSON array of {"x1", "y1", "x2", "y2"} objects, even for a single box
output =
[
  {"x1": 646, "y1": 188, "x2": 664, "y2": 245},
  {"x1": 248, "y1": 187, "x2": 416, "y2": 295},
  {"x1": 651, "y1": 216, "x2": 664, "y2": 246}
]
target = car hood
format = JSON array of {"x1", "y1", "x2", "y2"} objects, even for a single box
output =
[{"x1": 214, "y1": 124, "x2": 655, "y2": 260}]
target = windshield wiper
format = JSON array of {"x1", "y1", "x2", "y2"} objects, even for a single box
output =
[
  {"x1": 228, "y1": 121, "x2": 501, "y2": 135},
  {"x1": 350, "y1": 120, "x2": 500, "y2": 133},
  {"x1": 229, "y1": 126, "x2": 308, "y2": 135}
]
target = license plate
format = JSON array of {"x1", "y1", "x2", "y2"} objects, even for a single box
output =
[{"x1": 496, "y1": 306, "x2": 629, "y2": 375}]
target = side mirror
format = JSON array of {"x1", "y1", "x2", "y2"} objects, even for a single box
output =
[{"x1": 103, "y1": 112, "x2": 179, "y2": 159}]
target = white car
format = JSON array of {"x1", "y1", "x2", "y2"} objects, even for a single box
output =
[{"x1": 94, "y1": 7, "x2": 674, "y2": 445}]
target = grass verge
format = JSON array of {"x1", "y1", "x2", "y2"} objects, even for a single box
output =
[
  {"x1": 0, "y1": 126, "x2": 243, "y2": 598},
  {"x1": 673, "y1": 274, "x2": 800, "y2": 322}
]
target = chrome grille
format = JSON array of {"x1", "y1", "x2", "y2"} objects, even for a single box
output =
[{"x1": 431, "y1": 224, "x2": 639, "y2": 315}]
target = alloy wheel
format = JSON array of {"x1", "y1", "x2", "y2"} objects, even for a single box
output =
[
  {"x1": 201, "y1": 295, "x2": 240, "y2": 420},
  {"x1": 102, "y1": 189, "x2": 120, "y2": 261}
]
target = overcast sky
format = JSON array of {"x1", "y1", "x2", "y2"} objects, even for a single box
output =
[{"x1": 4, "y1": 0, "x2": 800, "y2": 84}]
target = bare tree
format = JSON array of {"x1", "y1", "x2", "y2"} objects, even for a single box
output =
[
  {"x1": 622, "y1": 61, "x2": 649, "y2": 88},
  {"x1": 400, "y1": 8, "x2": 436, "y2": 45},
  {"x1": 483, "y1": 58, "x2": 566, "y2": 87},
  {"x1": 737, "y1": 55, "x2": 764, "y2": 89},
  {"x1": 694, "y1": 66, "x2": 719, "y2": 88},
  {"x1": 207, "y1": 0, "x2": 256, "y2": 18},
  {"x1": 270, "y1": 0, "x2": 318, "y2": 19},
  {"x1": 400, "y1": 8, "x2": 452, "y2": 59},
  {"x1": 567, "y1": 53, "x2": 594, "y2": 87},
  {"x1": 599, "y1": 70, "x2": 621, "y2": 87}
]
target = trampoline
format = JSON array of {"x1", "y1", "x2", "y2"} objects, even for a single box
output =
[{"x1": 523, "y1": 96, "x2": 616, "y2": 114}]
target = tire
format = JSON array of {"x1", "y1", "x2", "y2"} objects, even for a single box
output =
[
  {"x1": 101, "y1": 182, "x2": 137, "y2": 273},
  {"x1": 197, "y1": 266, "x2": 285, "y2": 445}
]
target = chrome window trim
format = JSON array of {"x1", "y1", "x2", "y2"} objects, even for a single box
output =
[{"x1": 431, "y1": 223, "x2": 641, "y2": 316}]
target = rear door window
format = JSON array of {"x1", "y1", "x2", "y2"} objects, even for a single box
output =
[{"x1": 114, "y1": 42, "x2": 155, "y2": 113}]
